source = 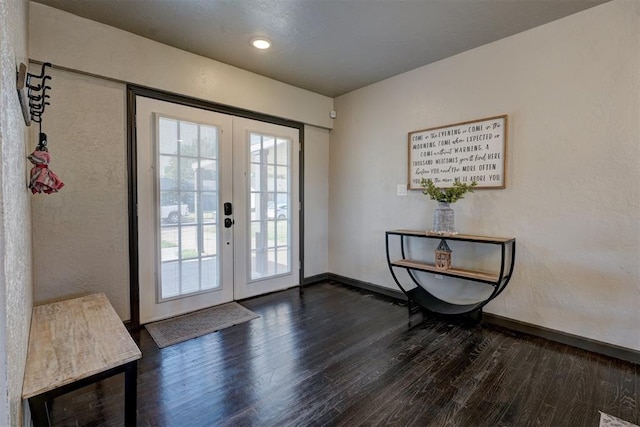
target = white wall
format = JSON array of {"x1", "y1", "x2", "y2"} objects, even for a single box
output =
[
  {"x1": 28, "y1": 3, "x2": 331, "y2": 320},
  {"x1": 304, "y1": 125, "x2": 330, "y2": 277},
  {"x1": 28, "y1": 2, "x2": 333, "y2": 130},
  {"x1": 30, "y1": 68, "x2": 130, "y2": 318},
  {"x1": 0, "y1": 0, "x2": 33, "y2": 425},
  {"x1": 330, "y1": 0, "x2": 640, "y2": 351}
]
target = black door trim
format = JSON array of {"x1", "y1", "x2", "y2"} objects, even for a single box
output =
[{"x1": 126, "y1": 84, "x2": 305, "y2": 329}]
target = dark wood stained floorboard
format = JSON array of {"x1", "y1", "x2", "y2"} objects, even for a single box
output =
[
  {"x1": 552, "y1": 348, "x2": 598, "y2": 427},
  {"x1": 440, "y1": 334, "x2": 529, "y2": 426},
  {"x1": 509, "y1": 340, "x2": 564, "y2": 426},
  {"x1": 46, "y1": 281, "x2": 640, "y2": 427},
  {"x1": 333, "y1": 321, "x2": 470, "y2": 426},
  {"x1": 355, "y1": 327, "x2": 498, "y2": 426}
]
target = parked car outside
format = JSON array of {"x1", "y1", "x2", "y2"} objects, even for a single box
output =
[
  {"x1": 267, "y1": 204, "x2": 287, "y2": 220},
  {"x1": 161, "y1": 204, "x2": 189, "y2": 223}
]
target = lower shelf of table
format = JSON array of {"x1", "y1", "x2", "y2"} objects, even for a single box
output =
[
  {"x1": 390, "y1": 259, "x2": 499, "y2": 283},
  {"x1": 406, "y1": 286, "x2": 484, "y2": 315}
]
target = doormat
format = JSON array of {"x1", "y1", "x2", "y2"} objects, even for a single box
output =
[
  {"x1": 145, "y1": 302, "x2": 259, "y2": 349},
  {"x1": 600, "y1": 412, "x2": 639, "y2": 427}
]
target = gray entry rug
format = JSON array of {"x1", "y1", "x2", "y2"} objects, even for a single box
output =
[
  {"x1": 600, "y1": 412, "x2": 639, "y2": 427},
  {"x1": 145, "y1": 302, "x2": 259, "y2": 348}
]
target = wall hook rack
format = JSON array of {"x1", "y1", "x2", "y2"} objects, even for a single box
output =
[
  {"x1": 17, "y1": 62, "x2": 53, "y2": 128},
  {"x1": 17, "y1": 62, "x2": 64, "y2": 194}
]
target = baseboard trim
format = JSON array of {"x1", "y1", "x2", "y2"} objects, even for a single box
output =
[
  {"x1": 328, "y1": 273, "x2": 640, "y2": 365},
  {"x1": 327, "y1": 273, "x2": 407, "y2": 302},
  {"x1": 483, "y1": 313, "x2": 640, "y2": 365},
  {"x1": 302, "y1": 273, "x2": 330, "y2": 286}
]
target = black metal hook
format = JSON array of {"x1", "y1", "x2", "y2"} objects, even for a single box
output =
[
  {"x1": 29, "y1": 92, "x2": 50, "y2": 102},
  {"x1": 26, "y1": 75, "x2": 52, "y2": 92},
  {"x1": 30, "y1": 107, "x2": 47, "y2": 116},
  {"x1": 29, "y1": 93, "x2": 50, "y2": 105},
  {"x1": 25, "y1": 62, "x2": 53, "y2": 134},
  {"x1": 29, "y1": 94, "x2": 50, "y2": 108},
  {"x1": 28, "y1": 62, "x2": 52, "y2": 80},
  {"x1": 29, "y1": 102, "x2": 50, "y2": 115},
  {"x1": 29, "y1": 83, "x2": 51, "y2": 95}
]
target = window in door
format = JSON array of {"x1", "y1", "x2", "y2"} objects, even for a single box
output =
[
  {"x1": 249, "y1": 133, "x2": 292, "y2": 280},
  {"x1": 156, "y1": 116, "x2": 220, "y2": 300}
]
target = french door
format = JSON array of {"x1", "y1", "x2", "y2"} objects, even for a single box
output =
[{"x1": 136, "y1": 97, "x2": 299, "y2": 324}]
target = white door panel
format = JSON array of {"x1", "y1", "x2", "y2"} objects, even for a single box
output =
[
  {"x1": 136, "y1": 97, "x2": 300, "y2": 323},
  {"x1": 233, "y1": 117, "x2": 299, "y2": 299},
  {"x1": 137, "y1": 97, "x2": 233, "y2": 323}
]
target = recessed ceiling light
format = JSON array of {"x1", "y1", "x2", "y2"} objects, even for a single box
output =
[{"x1": 251, "y1": 38, "x2": 271, "y2": 50}]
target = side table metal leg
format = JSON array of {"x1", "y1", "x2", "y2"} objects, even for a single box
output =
[
  {"x1": 468, "y1": 309, "x2": 483, "y2": 323},
  {"x1": 124, "y1": 361, "x2": 138, "y2": 426}
]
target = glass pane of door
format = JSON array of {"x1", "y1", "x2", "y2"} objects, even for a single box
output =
[
  {"x1": 248, "y1": 133, "x2": 292, "y2": 280},
  {"x1": 157, "y1": 116, "x2": 220, "y2": 300}
]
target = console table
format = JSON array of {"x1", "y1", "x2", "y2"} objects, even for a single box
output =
[
  {"x1": 22, "y1": 293, "x2": 141, "y2": 426},
  {"x1": 386, "y1": 230, "x2": 516, "y2": 317}
]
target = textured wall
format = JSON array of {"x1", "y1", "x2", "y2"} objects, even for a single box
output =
[
  {"x1": 31, "y1": 68, "x2": 130, "y2": 319},
  {"x1": 28, "y1": 2, "x2": 334, "y2": 130},
  {"x1": 28, "y1": 42, "x2": 331, "y2": 320},
  {"x1": 27, "y1": 2, "x2": 334, "y2": 320},
  {"x1": 304, "y1": 125, "x2": 329, "y2": 277},
  {"x1": 0, "y1": 0, "x2": 33, "y2": 425},
  {"x1": 330, "y1": 0, "x2": 640, "y2": 350}
]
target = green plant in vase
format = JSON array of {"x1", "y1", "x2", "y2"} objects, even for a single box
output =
[
  {"x1": 420, "y1": 178, "x2": 477, "y2": 234},
  {"x1": 420, "y1": 178, "x2": 477, "y2": 203}
]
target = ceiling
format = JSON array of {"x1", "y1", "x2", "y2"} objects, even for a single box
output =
[{"x1": 32, "y1": 0, "x2": 610, "y2": 98}]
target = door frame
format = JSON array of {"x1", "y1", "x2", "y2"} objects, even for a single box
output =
[{"x1": 126, "y1": 85, "x2": 305, "y2": 329}]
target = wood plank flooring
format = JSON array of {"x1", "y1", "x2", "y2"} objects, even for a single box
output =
[{"x1": 47, "y1": 281, "x2": 639, "y2": 426}]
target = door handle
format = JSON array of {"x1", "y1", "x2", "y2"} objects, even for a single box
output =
[{"x1": 224, "y1": 218, "x2": 235, "y2": 228}]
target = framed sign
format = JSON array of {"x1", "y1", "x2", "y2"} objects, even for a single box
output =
[{"x1": 408, "y1": 115, "x2": 508, "y2": 190}]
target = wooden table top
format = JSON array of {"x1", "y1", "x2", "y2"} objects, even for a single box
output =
[
  {"x1": 22, "y1": 293, "x2": 141, "y2": 399},
  {"x1": 387, "y1": 229, "x2": 515, "y2": 243}
]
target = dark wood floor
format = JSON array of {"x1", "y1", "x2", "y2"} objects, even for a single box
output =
[{"x1": 49, "y1": 281, "x2": 639, "y2": 427}]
